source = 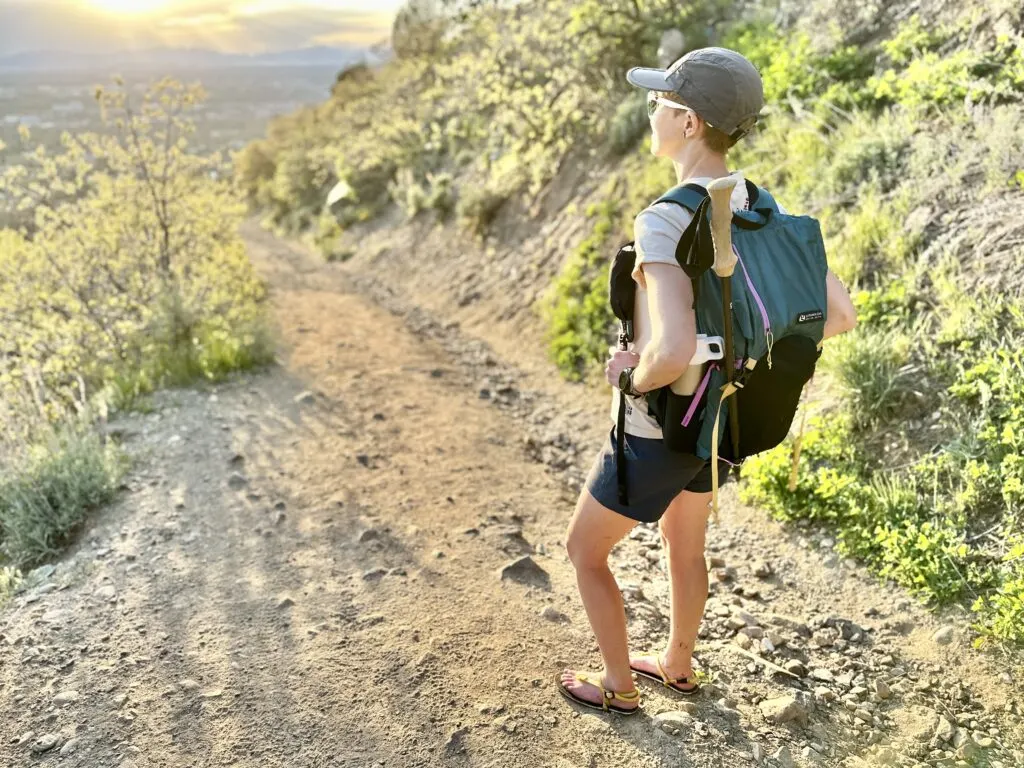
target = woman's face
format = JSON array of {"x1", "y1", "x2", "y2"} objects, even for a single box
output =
[{"x1": 649, "y1": 94, "x2": 697, "y2": 158}]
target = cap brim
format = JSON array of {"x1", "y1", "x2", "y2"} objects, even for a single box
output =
[{"x1": 625, "y1": 67, "x2": 672, "y2": 91}]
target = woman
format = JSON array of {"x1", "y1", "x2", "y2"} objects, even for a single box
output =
[{"x1": 557, "y1": 47, "x2": 858, "y2": 715}]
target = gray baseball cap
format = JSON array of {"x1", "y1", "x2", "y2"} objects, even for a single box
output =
[{"x1": 626, "y1": 47, "x2": 764, "y2": 141}]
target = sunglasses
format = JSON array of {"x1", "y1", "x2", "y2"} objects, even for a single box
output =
[{"x1": 646, "y1": 92, "x2": 696, "y2": 119}]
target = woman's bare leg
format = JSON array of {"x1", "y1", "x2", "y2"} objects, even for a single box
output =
[
  {"x1": 559, "y1": 488, "x2": 639, "y2": 706},
  {"x1": 631, "y1": 489, "x2": 712, "y2": 684}
]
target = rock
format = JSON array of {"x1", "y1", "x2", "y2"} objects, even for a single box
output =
[
  {"x1": 784, "y1": 660, "x2": 807, "y2": 677},
  {"x1": 735, "y1": 610, "x2": 759, "y2": 627},
  {"x1": 811, "y1": 668, "x2": 834, "y2": 682},
  {"x1": 801, "y1": 745, "x2": 825, "y2": 763},
  {"x1": 96, "y1": 585, "x2": 116, "y2": 600},
  {"x1": 277, "y1": 595, "x2": 296, "y2": 608},
  {"x1": 179, "y1": 679, "x2": 201, "y2": 692},
  {"x1": 740, "y1": 626, "x2": 765, "y2": 640},
  {"x1": 444, "y1": 726, "x2": 469, "y2": 753},
  {"x1": 814, "y1": 687, "x2": 837, "y2": 703},
  {"x1": 201, "y1": 689, "x2": 224, "y2": 699},
  {"x1": 362, "y1": 568, "x2": 387, "y2": 581},
  {"x1": 53, "y1": 690, "x2": 80, "y2": 706},
  {"x1": 15, "y1": 731, "x2": 35, "y2": 746},
  {"x1": 935, "y1": 715, "x2": 957, "y2": 742},
  {"x1": 59, "y1": 738, "x2": 80, "y2": 756},
  {"x1": 754, "y1": 562, "x2": 774, "y2": 578},
  {"x1": 734, "y1": 632, "x2": 753, "y2": 650},
  {"x1": 772, "y1": 745, "x2": 796, "y2": 768},
  {"x1": 540, "y1": 606, "x2": 568, "y2": 623},
  {"x1": 227, "y1": 472, "x2": 248, "y2": 490},
  {"x1": 874, "y1": 680, "x2": 892, "y2": 700},
  {"x1": 932, "y1": 626, "x2": 955, "y2": 646},
  {"x1": 294, "y1": 391, "x2": 316, "y2": 405},
  {"x1": 31, "y1": 734, "x2": 59, "y2": 753},
  {"x1": 707, "y1": 555, "x2": 727, "y2": 569},
  {"x1": 855, "y1": 708, "x2": 874, "y2": 723},
  {"x1": 751, "y1": 743, "x2": 764, "y2": 764},
  {"x1": 758, "y1": 695, "x2": 810, "y2": 726},
  {"x1": 498, "y1": 556, "x2": 550, "y2": 590},
  {"x1": 357, "y1": 529, "x2": 380, "y2": 543},
  {"x1": 653, "y1": 710, "x2": 693, "y2": 734},
  {"x1": 28, "y1": 564, "x2": 56, "y2": 583}
]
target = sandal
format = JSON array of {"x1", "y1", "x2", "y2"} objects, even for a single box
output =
[
  {"x1": 556, "y1": 672, "x2": 640, "y2": 715},
  {"x1": 629, "y1": 655, "x2": 701, "y2": 696}
]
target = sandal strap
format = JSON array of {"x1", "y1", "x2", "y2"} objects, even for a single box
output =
[
  {"x1": 575, "y1": 673, "x2": 639, "y2": 708},
  {"x1": 655, "y1": 655, "x2": 691, "y2": 687}
]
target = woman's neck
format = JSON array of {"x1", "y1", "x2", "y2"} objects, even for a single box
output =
[{"x1": 674, "y1": 155, "x2": 730, "y2": 184}]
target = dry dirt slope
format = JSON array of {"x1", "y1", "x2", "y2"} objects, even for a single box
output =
[{"x1": 0, "y1": 226, "x2": 1020, "y2": 768}]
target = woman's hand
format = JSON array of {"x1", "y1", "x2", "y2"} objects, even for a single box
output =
[{"x1": 605, "y1": 346, "x2": 641, "y2": 388}]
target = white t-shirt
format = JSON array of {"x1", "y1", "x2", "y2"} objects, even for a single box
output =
[{"x1": 609, "y1": 175, "x2": 787, "y2": 438}]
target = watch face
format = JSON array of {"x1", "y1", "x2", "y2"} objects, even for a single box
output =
[{"x1": 618, "y1": 368, "x2": 631, "y2": 391}]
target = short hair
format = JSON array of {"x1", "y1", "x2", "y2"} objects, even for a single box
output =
[{"x1": 658, "y1": 91, "x2": 736, "y2": 155}]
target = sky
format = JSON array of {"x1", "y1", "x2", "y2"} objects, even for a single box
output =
[{"x1": 0, "y1": 0, "x2": 407, "y2": 55}]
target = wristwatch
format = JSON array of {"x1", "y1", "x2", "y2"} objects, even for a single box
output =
[{"x1": 618, "y1": 367, "x2": 644, "y2": 397}]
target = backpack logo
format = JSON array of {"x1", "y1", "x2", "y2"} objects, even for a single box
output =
[{"x1": 796, "y1": 309, "x2": 824, "y2": 324}]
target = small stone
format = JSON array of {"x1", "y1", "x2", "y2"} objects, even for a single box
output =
[
  {"x1": 855, "y1": 708, "x2": 873, "y2": 723},
  {"x1": 932, "y1": 626, "x2": 955, "y2": 646},
  {"x1": 874, "y1": 680, "x2": 892, "y2": 700},
  {"x1": 356, "y1": 454, "x2": 371, "y2": 467},
  {"x1": 758, "y1": 695, "x2": 810, "y2": 726},
  {"x1": 59, "y1": 738, "x2": 80, "y2": 756},
  {"x1": 754, "y1": 562, "x2": 773, "y2": 578},
  {"x1": 179, "y1": 679, "x2": 201, "y2": 691},
  {"x1": 811, "y1": 668, "x2": 834, "y2": 682},
  {"x1": 784, "y1": 660, "x2": 807, "y2": 677},
  {"x1": 734, "y1": 632, "x2": 753, "y2": 650},
  {"x1": 277, "y1": 595, "x2": 296, "y2": 608},
  {"x1": 53, "y1": 690, "x2": 80, "y2": 706},
  {"x1": 935, "y1": 715, "x2": 956, "y2": 742},
  {"x1": 31, "y1": 734, "x2": 59, "y2": 753},
  {"x1": 540, "y1": 606, "x2": 568, "y2": 623},
  {"x1": 752, "y1": 743, "x2": 764, "y2": 764},
  {"x1": 653, "y1": 710, "x2": 693, "y2": 732},
  {"x1": 294, "y1": 391, "x2": 316, "y2": 405},
  {"x1": 96, "y1": 585, "x2": 116, "y2": 600},
  {"x1": 707, "y1": 555, "x2": 727, "y2": 569},
  {"x1": 772, "y1": 745, "x2": 796, "y2": 768},
  {"x1": 444, "y1": 726, "x2": 469, "y2": 753},
  {"x1": 740, "y1": 626, "x2": 765, "y2": 640},
  {"x1": 498, "y1": 556, "x2": 550, "y2": 589},
  {"x1": 362, "y1": 568, "x2": 387, "y2": 581},
  {"x1": 227, "y1": 472, "x2": 248, "y2": 490},
  {"x1": 201, "y1": 689, "x2": 224, "y2": 699},
  {"x1": 802, "y1": 745, "x2": 825, "y2": 763},
  {"x1": 357, "y1": 529, "x2": 380, "y2": 543},
  {"x1": 15, "y1": 731, "x2": 35, "y2": 746}
]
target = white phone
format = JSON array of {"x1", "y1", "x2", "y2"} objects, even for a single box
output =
[{"x1": 670, "y1": 335, "x2": 725, "y2": 395}]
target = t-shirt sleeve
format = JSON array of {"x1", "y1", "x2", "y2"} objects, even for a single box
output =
[{"x1": 631, "y1": 202, "x2": 694, "y2": 290}]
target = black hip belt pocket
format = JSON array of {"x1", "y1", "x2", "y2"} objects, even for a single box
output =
[{"x1": 646, "y1": 363, "x2": 717, "y2": 454}]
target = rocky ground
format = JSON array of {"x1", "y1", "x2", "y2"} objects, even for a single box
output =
[{"x1": 1, "y1": 225, "x2": 1021, "y2": 768}]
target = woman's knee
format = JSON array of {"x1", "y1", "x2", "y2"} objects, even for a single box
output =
[{"x1": 565, "y1": 526, "x2": 609, "y2": 571}]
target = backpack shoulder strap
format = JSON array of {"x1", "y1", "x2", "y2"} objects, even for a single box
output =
[{"x1": 654, "y1": 182, "x2": 708, "y2": 212}]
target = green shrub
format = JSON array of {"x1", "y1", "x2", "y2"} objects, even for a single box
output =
[
  {"x1": 608, "y1": 91, "x2": 649, "y2": 156},
  {"x1": 543, "y1": 200, "x2": 620, "y2": 381},
  {"x1": 0, "y1": 428, "x2": 124, "y2": 567},
  {"x1": 0, "y1": 566, "x2": 21, "y2": 607},
  {"x1": 457, "y1": 184, "x2": 508, "y2": 238}
]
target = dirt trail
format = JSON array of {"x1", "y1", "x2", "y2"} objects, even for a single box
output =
[{"x1": 1, "y1": 227, "x2": 1019, "y2": 768}]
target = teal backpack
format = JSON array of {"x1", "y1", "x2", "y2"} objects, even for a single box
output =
[{"x1": 608, "y1": 179, "x2": 829, "y2": 509}]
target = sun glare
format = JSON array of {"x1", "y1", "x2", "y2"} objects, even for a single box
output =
[{"x1": 85, "y1": 0, "x2": 172, "y2": 15}]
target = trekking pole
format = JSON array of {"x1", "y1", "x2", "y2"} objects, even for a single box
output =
[{"x1": 706, "y1": 175, "x2": 741, "y2": 522}]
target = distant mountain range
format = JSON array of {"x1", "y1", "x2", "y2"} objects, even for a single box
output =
[{"x1": 0, "y1": 45, "x2": 392, "y2": 72}]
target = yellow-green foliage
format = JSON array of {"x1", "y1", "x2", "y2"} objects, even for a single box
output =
[
  {"x1": 543, "y1": 4, "x2": 1024, "y2": 645},
  {"x1": 0, "y1": 79, "x2": 271, "y2": 422},
  {"x1": 0, "y1": 80, "x2": 271, "y2": 568},
  {"x1": 236, "y1": 0, "x2": 727, "y2": 249}
]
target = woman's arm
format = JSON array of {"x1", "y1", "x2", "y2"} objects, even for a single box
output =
[
  {"x1": 628, "y1": 263, "x2": 697, "y2": 393},
  {"x1": 823, "y1": 270, "x2": 857, "y2": 340}
]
